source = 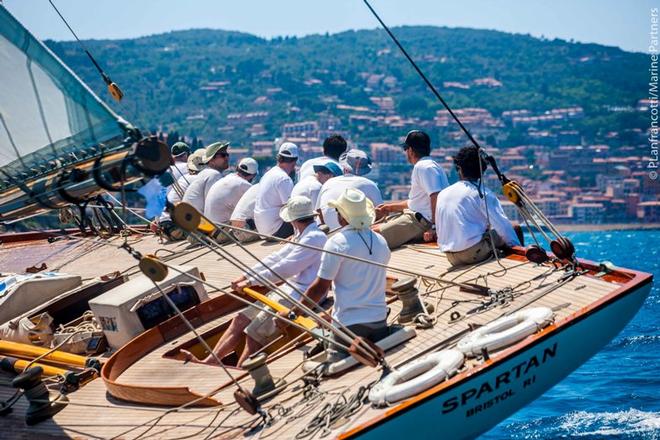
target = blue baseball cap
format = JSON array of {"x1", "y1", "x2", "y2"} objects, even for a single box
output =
[{"x1": 313, "y1": 161, "x2": 343, "y2": 177}]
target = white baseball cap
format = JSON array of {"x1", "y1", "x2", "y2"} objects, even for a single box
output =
[
  {"x1": 237, "y1": 157, "x2": 259, "y2": 175},
  {"x1": 279, "y1": 195, "x2": 315, "y2": 222},
  {"x1": 278, "y1": 142, "x2": 299, "y2": 159}
]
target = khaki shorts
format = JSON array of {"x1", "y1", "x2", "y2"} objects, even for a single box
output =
[
  {"x1": 445, "y1": 231, "x2": 504, "y2": 266},
  {"x1": 241, "y1": 292, "x2": 292, "y2": 346},
  {"x1": 379, "y1": 210, "x2": 432, "y2": 249}
]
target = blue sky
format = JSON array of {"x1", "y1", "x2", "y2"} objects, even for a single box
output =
[{"x1": 3, "y1": 0, "x2": 655, "y2": 53}]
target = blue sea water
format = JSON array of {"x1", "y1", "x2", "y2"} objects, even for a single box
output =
[{"x1": 482, "y1": 229, "x2": 660, "y2": 439}]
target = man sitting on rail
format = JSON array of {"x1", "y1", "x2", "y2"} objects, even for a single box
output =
[
  {"x1": 182, "y1": 141, "x2": 230, "y2": 213},
  {"x1": 286, "y1": 188, "x2": 391, "y2": 362},
  {"x1": 203, "y1": 157, "x2": 258, "y2": 243},
  {"x1": 435, "y1": 145, "x2": 520, "y2": 266},
  {"x1": 373, "y1": 130, "x2": 448, "y2": 249},
  {"x1": 254, "y1": 142, "x2": 298, "y2": 238},
  {"x1": 180, "y1": 196, "x2": 327, "y2": 367}
]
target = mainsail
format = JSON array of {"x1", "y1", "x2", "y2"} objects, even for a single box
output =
[
  {"x1": 0, "y1": 6, "x2": 168, "y2": 222},
  {"x1": 0, "y1": 5, "x2": 127, "y2": 181}
]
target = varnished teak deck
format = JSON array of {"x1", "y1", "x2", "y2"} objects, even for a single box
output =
[{"x1": 0, "y1": 233, "x2": 631, "y2": 439}]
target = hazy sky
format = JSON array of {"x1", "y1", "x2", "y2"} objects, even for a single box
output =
[{"x1": 2, "y1": 0, "x2": 655, "y2": 53}]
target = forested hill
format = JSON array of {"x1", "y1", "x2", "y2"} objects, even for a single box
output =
[{"x1": 46, "y1": 26, "x2": 648, "y2": 143}]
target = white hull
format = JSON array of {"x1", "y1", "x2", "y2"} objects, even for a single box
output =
[{"x1": 354, "y1": 281, "x2": 652, "y2": 439}]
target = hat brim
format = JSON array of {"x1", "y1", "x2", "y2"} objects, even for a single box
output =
[
  {"x1": 327, "y1": 197, "x2": 375, "y2": 229},
  {"x1": 279, "y1": 205, "x2": 316, "y2": 223},
  {"x1": 202, "y1": 143, "x2": 229, "y2": 163}
]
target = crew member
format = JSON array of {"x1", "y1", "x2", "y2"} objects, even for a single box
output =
[
  {"x1": 229, "y1": 183, "x2": 260, "y2": 243},
  {"x1": 254, "y1": 142, "x2": 298, "y2": 238},
  {"x1": 374, "y1": 130, "x2": 448, "y2": 249},
  {"x1": 182, "y1": 141, "x2": 230, "y2": 212},
  {"x1": 435, "y1": 145, "x2": 520, "y2": 266},
  {"x1": 170, "y1": 141, "x2": 191, "y2": 181},
  {"x1": 292, "y1": 188, "x2": 391, "y2": 362},
  {"x1": 204, "y1": 157, "x2": 258, "y2": 231},
  {"x1": 298, "y1": 134, "x2": 348, "y2": 180},
  {"x1": 316, "y1": 150, "x2": 383, "y2": 230},
  {"x1": 291, "y1": 161, "x2": 342, "y2": 209},
  {"x1": 182, "y1": 196, "x2": 327, "y2": 367}
]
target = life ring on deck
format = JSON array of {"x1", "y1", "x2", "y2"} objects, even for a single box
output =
[
  {"x1": 368, "y1": 349, "x2": 464, "y2": 407},
  {"x1": 457, "y1": 307, "x2": 554, "y2": 357}
]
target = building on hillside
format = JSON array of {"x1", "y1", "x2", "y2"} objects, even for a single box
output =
[
  {"x1": 637, "y1": 201, "x2": 660, "y2": 222},
  {"x1": 569, "y1": 203, "x2": 605, "y2": 224}
]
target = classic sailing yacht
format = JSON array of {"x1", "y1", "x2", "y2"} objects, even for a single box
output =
[{"x1": 0, "y1": 4, "x2": 653, "y2": 440}]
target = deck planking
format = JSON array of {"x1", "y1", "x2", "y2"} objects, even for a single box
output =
[{"x1": 0, "y1": 233, "x2": 621, "y2": 439}]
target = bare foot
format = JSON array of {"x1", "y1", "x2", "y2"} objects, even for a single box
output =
[{"x1": 179, "y1": 349, "x2": 201, "y2": 364}]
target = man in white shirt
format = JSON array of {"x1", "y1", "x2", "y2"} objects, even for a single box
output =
[
  {"x1": 291, "y1": 161, "x2": 343, "y2": 209},
  {"x1": 436, "y1": 146, "x2": 520, "y2": 266},
  {"x1": 170, "y1": 141, "x2": 190, "y2": 182},
  {"x1": 204, "y1": 157, "x2": 258, "y2": 225},
  {"x1": 298, "y1": 134, "x2": 347, "y2": 180},
  {"x1": 229, "y1": 183, "x2": 260, "y2": 243},
  {"x1": 181, "y1": 196, "x2": 327, "y2": 367},
  {"x1": 158, "y1": 149, "x2": 205, "y2": 241},
  {"x1": 182, "y1": 141, "x2": 230, "y2": 212},
  {"x1": 290, "y1": 188, "x2": 391, "y2": 360},
  {"x1": 254, "y1": 142, "x2": 298, "y2": 238},
  {"x1": 316, "y1": 150, "x2": 383, "y2": 230},
  {"x1": 374, "y1": 130, "x2": 449, "y2": 249}
]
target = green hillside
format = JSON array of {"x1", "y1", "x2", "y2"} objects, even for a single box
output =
[{"x1": 45, "y1": 26, "x2": 648, "y2": 145}]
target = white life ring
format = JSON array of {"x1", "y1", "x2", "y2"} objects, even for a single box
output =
[
  {"x1": 369, "y1": 349, "x2": 464, "y2": 407},
  {"x1": 457, "y1": 307, "x2": 554, "y2": 357}
]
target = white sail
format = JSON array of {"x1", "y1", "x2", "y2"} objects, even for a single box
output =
[{"x1": 0, "y1": 5, "x2": 127, "y2": 180}]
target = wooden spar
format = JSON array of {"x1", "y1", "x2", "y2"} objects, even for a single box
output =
[
  {"x1": 0, "y1": 355, "x2": 71, "y2": 377},
  {"x1": 241, "y1": 286, "x2": 317, "y2": 330},
  {"x1": 0, "y1": 340, "x2": 92, "y2": 368}
]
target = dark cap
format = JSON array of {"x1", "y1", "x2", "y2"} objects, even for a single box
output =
[
  {"x1": 402, "y1": 130, "x2": 431, "y2": 151},
  {"x1": 171, "y1": 142, "x2": 191, "y2": 157}
]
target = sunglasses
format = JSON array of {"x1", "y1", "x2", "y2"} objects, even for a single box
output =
[{"x1": 216, "y1": 152, "x2": 229, "y2": 158}]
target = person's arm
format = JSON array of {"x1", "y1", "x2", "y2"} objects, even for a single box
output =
[
  {"x1": 375, "y1": 200, "x2": 408, "y2": 218},
  {"x1": 293, "y1": 277, "x2": 332, "y2": 314},
  {"x1": 249, "y1": 243, "x2": 319, "y2": 286},
  {"x1": 429, "y1": 192, "x2": 439, "y2": 224},
  {"x1": 487, "y1": 193, "x2": 520, "y2": 246}
]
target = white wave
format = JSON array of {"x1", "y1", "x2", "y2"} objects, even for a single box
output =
[{"x1": 558, "y1": 409, "x2": 660, "y2": 438}]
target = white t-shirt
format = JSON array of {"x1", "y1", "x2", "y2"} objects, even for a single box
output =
[
  {"x1": 204, "y1": 173, "x2": 252, "y2": 224},
  {"x1": 231, "y1": 183, "x2": 259, "y2": 222},
  {"x1": 247, "y1": 223, "x2": 327, "y2": 301},
  {"x1": 435, "y1": 181, "x2": 520, "y2": 252},
  {"x1": 316, "y1": 175, "x2": 383, "y2": 230},
  {"x1": 159, "y1": 173, "x2": 197, "y2": 222},
  {"x1": 170, "y1": 161, "x2": 189, "y2": 182},
  {"x1": 318, "y1": 227, "x2": 390, "y2": 326},
  {"x1": 254, "y1": 166, "x2": 294, "y2": 235},
  {"x1": 182, "y1": 168, "x2": 222, "y2": 213},
  {"x1": 298, "y1": 156, "x2": 341, "y2": 180},
  {"x1": 408, "y1": 157, "x2": 449, "y2": 220},
  {"x1": 291, "y1": 175, "x2": 322, "y2": 209}
]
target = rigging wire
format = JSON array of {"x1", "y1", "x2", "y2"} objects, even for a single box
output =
[{"x1": 47, "y1": 0, "x2": 124, "y2": 101}]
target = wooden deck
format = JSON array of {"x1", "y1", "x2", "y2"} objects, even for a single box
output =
[{"x1": 0, "y1": 232, "x2": 634, "y2": 439}]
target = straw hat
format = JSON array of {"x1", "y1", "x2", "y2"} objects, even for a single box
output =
[
  {"x1": 327, "y1": 188, "x2": 375, "y2": 229},
  {"x1": 202, "y1": 141, "x2": 230, "y2": 163},
  {"x1": 279, "y1": 196, "x2": 315, "y2": 223},
  {"x1": 187, "y1": 149, "x2": 206, "y2": 172}
]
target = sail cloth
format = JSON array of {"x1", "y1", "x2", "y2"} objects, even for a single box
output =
[{"x1": 0, "y1": 6, "x2": 127, "y2": 182}]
